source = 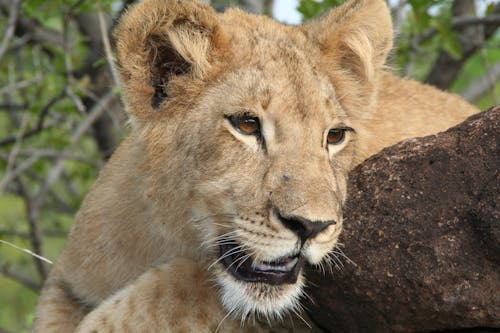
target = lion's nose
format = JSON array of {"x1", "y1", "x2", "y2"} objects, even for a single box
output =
[{"x1": 274, "y1": 209, "x2": 336, "y2": 243}]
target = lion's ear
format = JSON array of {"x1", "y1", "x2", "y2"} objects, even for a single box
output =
[
  {"x1": 114, "y1": 0, "x2": 224, "y2": 117},
  {"x1": 305, "y1": 0, "x2": 393, "y2": 84}
]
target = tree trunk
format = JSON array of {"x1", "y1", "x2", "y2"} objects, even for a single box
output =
[{"x1": 305, "y1": 106, "x2": 500, "y2": 333}]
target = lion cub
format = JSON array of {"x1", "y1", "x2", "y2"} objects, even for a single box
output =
[{"x1": 34, "y1": 0, "x2": 477, "y2": 332}]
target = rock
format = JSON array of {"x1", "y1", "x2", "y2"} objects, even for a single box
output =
[{"x1": 305, "y1": 106, "x2": 500, "y2": 333}]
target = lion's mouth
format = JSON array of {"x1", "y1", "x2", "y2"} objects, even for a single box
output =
[{"x1": 219, "y1": 241, "x2": 303, "y2": 285}]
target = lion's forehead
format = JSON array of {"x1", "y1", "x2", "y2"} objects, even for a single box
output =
[
  {"x1": 221, "y1": 40, "x2": 341, "y2": 120},
  {"x1": 220, "y1": 10, "x2": 325, "y2": 78},
  {"x1": 221, "y1": 7, "x2": 311, "y2": 48},
  {"x1": 210, "y1": 62, "x2": 345, "y2": 128},
  {"x1": 200, "y1": 12, "x2": 350, "y2": 138}
]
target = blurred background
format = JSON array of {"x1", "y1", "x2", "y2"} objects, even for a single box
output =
[{"x1": 0, "y1": 0, "x2": 498, "y2": 331}]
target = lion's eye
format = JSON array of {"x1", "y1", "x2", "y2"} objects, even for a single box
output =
[
  {"x1": 228, "y1": 114, "x2": 261, "y2": 136},
  {"x1": 327, "y1": 129, "x2": 346, "y2": 145}
]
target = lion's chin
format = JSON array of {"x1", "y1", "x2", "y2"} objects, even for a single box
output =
[
  {"x1": 215, "y1": 241, "x2": 306, "y2": 320},
  {"x1": 216, "y1": 269, "x2": 305, "y2": 320}
]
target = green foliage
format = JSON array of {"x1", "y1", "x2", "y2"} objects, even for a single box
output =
[
  {"x1": 297, "y1": 0, "x2": 346, "y2": 21},
  {"x1": 0, "y1": 0, "x2": 120, "y2": 331},
  {"x1": 23, "y1": 0, "x2": 116, "y2": 23},
  {"x1": 397, "y1": 0, "x2": 464, "y2": 73},
  {"x1": 451, "y1": 36, "x2": 500, "y2": 109},
  {"x1": 0, "y1": 276, "x2": 37, "y2": 333},
  {"x1": 0, "y1": 195, "x2": 37, "y2": 332}
]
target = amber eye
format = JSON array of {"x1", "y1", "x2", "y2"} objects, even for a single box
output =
[
  {"x1": 327, "y1": 129, "x2": 346, "y2": 145},
  {"x1": 227, "y1": 114, "x2": 261, "y2": 136}
]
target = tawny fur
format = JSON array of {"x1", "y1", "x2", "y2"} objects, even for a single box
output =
[{"x1": 34, "y1": 0, "x2": 478, "y2": 332}]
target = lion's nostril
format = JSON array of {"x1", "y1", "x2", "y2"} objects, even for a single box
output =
[{"x1": 274, "y1": 208, "x2": 335, "y2": 243}]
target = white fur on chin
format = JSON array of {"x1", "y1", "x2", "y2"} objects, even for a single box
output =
[{"x1": 216, "y1": 271, "x2": 305, "y2": 322}]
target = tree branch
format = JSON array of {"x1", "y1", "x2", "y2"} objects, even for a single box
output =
[
  {"x1": 8, "y1": 92, "x2": 114, "y2": 280},
  {"x1": 425, "y1": 1, "x2": 500, "y2": 89},
  {"x1": 0, "y1": 0, "x2": 63, "y2": 48},
  {"x1": 0, "y1": 0, "x2": 21, "y2": 61},
  {"x1": 391, "y1": 0, "x2": 409, "y2": 32},
  {"x1": 413, "y1": 14, "x2": 500, "y2": 47},
  {"x1": 15, "y1": 180, "x2": 48, "y2": 280},
  {"x1": 0, "y1": 91, "x2": 65, "y2": 147},
  {"x1": 74, "y1": 13, "x2": 123, "y2": 159},
  {"x1": 0, "y1": 228, "x2": 67, "y2": 238},
  {"x1": 0, "y1": 262, "x2": 41, "y2": 292},
  {"x1": 97, "y1": 5, "x2": 119, "y2": 87},
  {"x1": 0, "y1": 113, "x2": 29, "y2": 193},
  {"x1": 0, "y1": 103, "x2": 28, "y2": 111},
  {"x1": 0, "y1": 149, "x2": 99, "y2": 165},
  {"x1": 462, "y1": 60, "x2": 500, "y2": 102},
  {"x1": 0, "y1": 76, "x2": 43, "y2": 95}
]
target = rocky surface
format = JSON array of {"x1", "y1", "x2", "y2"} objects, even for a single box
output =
[{"x1": 305, "y1": 106, "x2": 500, "y2": 333}]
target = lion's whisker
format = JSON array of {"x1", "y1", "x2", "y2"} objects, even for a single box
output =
[
  {"x1": 215, "y1": 305, "x2": 237, "y2": 333},
  {"x1": 332, "y1": 244, "x2": 356, "y2": 266},
  {"x1": 233, "y1": 251, "x2": 256, "y2": 271},
  {"x1": 207, "y1": 245, "x2": 248, "y2": 270},
  {"x1": 201, "y1": 231, "x2": 240, "y2": 249},
  {"x1": 290, "y1": 305, "x2": 311, "y2": 329}
]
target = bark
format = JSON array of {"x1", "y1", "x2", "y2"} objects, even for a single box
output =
[
  {"x1": 425, "y1": 1, "x2": 500, "y2": 90},
  {"x1": 305, "y1": 106, "x2": 500, "y2": 333}
]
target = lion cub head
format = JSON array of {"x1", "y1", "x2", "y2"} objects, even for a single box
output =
[{"x1": 114, "y1": 0, "x2": 392, "y2": 320}]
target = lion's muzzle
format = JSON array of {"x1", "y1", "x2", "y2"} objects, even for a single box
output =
[{"x1": 218, "y1": 209, "x2": 337, "y2": 286}]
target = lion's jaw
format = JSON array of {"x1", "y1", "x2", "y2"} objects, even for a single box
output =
[
  {"x1": 217, "y1": 234, "x2": 344, "y2": 320},
  {"x1": 193, "y1": 205, "x2": 343, "y2": 320},
  {"x1": 217, "y1": 267, "x2": 306, "y2": 321}
]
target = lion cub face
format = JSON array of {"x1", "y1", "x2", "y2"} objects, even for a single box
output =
[
  {"x1": 115, "y1": 0, "x2": 392, "y2": 320},
  {"x1": 192, "y1": 63, "x2": 352, "y2": 318}
]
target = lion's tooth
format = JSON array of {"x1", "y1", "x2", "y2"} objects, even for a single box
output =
[
  {"x1": 253, "y1": 257, "x2": 298, "y2": 272},
  {"x1": 255, "y1": 263, "x2": 279, "y2": 272}
]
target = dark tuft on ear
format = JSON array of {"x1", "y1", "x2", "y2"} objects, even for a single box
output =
[
  {"x1": 148, "y1": 36, "x2": 192, "y2": 108},
  {"x1": 114, "y1": 0, "x2": 225, "y2": 119}
]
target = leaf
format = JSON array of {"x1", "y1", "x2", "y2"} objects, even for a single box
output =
[
  {"x1": 408, "y1": 0, "x2": 433, "y2": 30},
  {"x1": 485, "y1": 2, "x2": 495, "y2": 15},
  {"x1": 431, "y1": 15, "x2": 462, "y2": 60},
  {"x1": 442, "y1": 32, "x2": 462, "y2": 59},
  {"x1": 297, "y1": 0, "x2": 346, "y2": 21},
  {"x1": 297, "y1": 0, "x2": 323, "y2": 20}
]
